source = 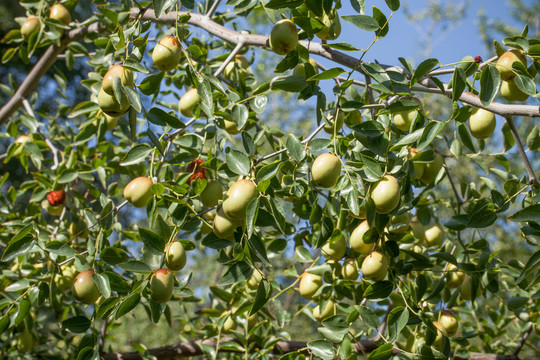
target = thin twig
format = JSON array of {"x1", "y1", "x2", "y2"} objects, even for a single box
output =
[
  {"x1": 442, "y1": 157, "x2": 464, "y2": 205},
  {"x1": 213, "y1": 40, "x2": 245, "y2": 77},
  {"x1": 513, "y1": 324, "x2": 533, "y2": 356},
  {"x1": 504, "y1": 116, "x2": 540, "y2": 186},
  {"x1": 205, "y1": 0, "x2": 223, "y2": 18}
]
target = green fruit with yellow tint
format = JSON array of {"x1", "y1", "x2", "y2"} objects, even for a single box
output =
[
  {"x1": 41, "y1": 200, "x2": 64, "y2": 216},
  {"x1": 446, "y1": 264, "x2": 464, "y2": 288},
  {"x1": 152, "y1": 36, "x2": 182, "y2": 72},
  {"x1": 371, "y1": 175, "x2": 400, "y2": 214},
  {"x1": 224, "y1": 55, "x2": 250, "y2": 80},
  {"x1": 324, "y1": 109, "x2": 345, "y2": 134},
  {"x1": 314, "y1": 9, "x2": 341, "y2": 40},
  {"x1": 223, "y1": 314, "x2": 237, "y2": 332},
  {"x1": 460, "y1": 275, "x2": 482, "y2": 301},
  {"x1": 102, "y1": 65, "x2": 133, "y2": 95},
  {"x1": 321, "y1": 234, "x2": 346, "y2": 259},
  {"x1": 13, "y1": 135, "x2": 30, "y2": 156},
  {"x1": 17, "y1": 331, "x2": 34, "y2": 352},
  {"x1": 69, "y1": 220, "x2": 88, "y2": 239},
  {"x1": 389, "y1": 212, "x2": 410, "y2": 233},
  {"x1": 362, "y1": 251, "x2": 389, "y2": 281},
  {"x1": 269, "y1": 19, "x2": 298, "y2": 55},
  {"x1": 469, "y1": 107, "x2": 496, "y2": 139},
  {"x1": 440, "y1": 310, "x2": 458, "y2": 336},
  {"x1": 341, "y1": 260, "x2": 359, "y2": 280},
  {"x1": 247, "y1": 269, "x2": 263, "y2": 290},
  {"x1": 213, "y1": 208, "x2": 241, "y2": 240},
  {"x1": 424, "y1": 224, "x2": 444, "y2": 247},
  {"x1": 56, "y1": 265, "x2": 77, "y2": 292},
  {"x1": 150, "y1": 268, "x2": 174, "y2": 303},
  {"x1": 200, "y1": 180, "x2": 223, "y2": 207},
  {"x1": 165, "y1": 241, "x2": 187, "y2": 271},
  {"x1": 178, "y1": 88, "x2": 201, "y2": 118},
  {"x1": 349, "y1": 203, "x2": 367, "y2": 219},
  {"x1": 496, "y1": 50, "x2": 526, "y2": 81},
  {"x1": 49, "y1": 4, "x2": 71, "y2": 25},
  {"x1": 420, "y1": 152, "x2": 443, "y2": 184},
  {"x1": 222, "y1": 180, "x2": 258, "y2": 220},
  {"x1": 72, "y1": 270, "x2": 101, "y2": 304},
  {"x1": 293, "y1": 58, "x2": 319, "y2": 84},
  {"x1": 20, "y1": 16, "x2": 40, "y2": 40},
  {"x1": 432, "y1": 322, "x2": 444, "y2": 349},
  {"x1": 97, "y1": 87, "x2": 130, "y2": 117},
  {"x1": 104, "y1": 115, "x2": 118, "y2": 131},
  {"x1": 345, "y1": 110, "x2": 362, "y2": 126},
  {"x1": 393, "y1": 109, "x2": 418, "y2": 131},
  {"x1": 313, "y1": 299, "x2": 337, "y2": 321},
  {"x1": 299, "y1": 272, "x2": 322, "y2": 299},
  {"x1": 311, "y1": 153, "x2": 341, "y2": 188},
  {"x1": 224, "y1": 119, "x2": 240, "y2": 134},
  {"x1": 410, "y1": 220, "x2": 426, "y2": 242},
  {"x1": 350, "y1": 220, "x2": 372, "y2": 255},
  {"x1": 501, "y1": 79, "x2": 529, "y2": 102},
  {"x1": 124, "y1": 177, "x2": 154, "y2": 208}
]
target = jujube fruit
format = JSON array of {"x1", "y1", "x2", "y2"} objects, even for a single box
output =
[
  {"x1": 152, "y1": 36, "x2": 182, "y2": 72},
  {"x1": 500, "y1": 79, "x2": 529, "y2": 102},
  {"x1": 20, "y1": 16, "x2": 40, "y2": 40},
  {"x1": 440, "y1": 310, "x2": 459, "y2": 336},
  {"x1": 200, "y1": 180, "x2": 223, "y2": 207},
  {"x1": 314, "y1": 9, "x2": 341, "y2": 40},
  {"x1": 178, "y1": 88, "x2": 201, "y2": 118},
  {"x1": 341, "y1": 260, "x2": 359, "y2": 280},
  {"x1": 269, "y1": 19, "x2": 298, "y2": 55},
  {"x1": 97, "y1": 87, "x2": 130, "y2": 117},
  {"x1": 321, "y1": 234, "x2": 346, "y2": 259},
  {"x1": 496, "y1": 50, "x2": 526, "y2": 81},
  {"x1": 47, "y1": 189, "x2": 65, "y2": 206},
  {"x1": 72, "y1": 270, "x2": 101, "y2": 304},
  {"x1": 371, "y1": 175, "x2": 400, "y2": 214},
  {"x1": 469, "y1": 107, "x2": 496, "y2": 139},
  {"x1": 49, "y1": 4, "x2": 71, "y2": 26},
  {"x1": 393, "y1": 109, "x2": 418, "y2": 132},
  {"x1": 299, "y1": 272, "x2": 322, "y2": 299},
  {"x1": 221, "y1": 180, "x2": 258, "y2": 220},
  {"x1": 311, "y1": 153, "x2": 341, "y2": 188},
  {"x1": 350, "y1": 220, "x2": 372, "y2": 255},
  {"x1": 165, "y1": 241, "x2": 187, "y2": 271},
  {"x1": 362, "y1": 251, "x2": 389, "y2": 281},
  {"x1": 424, "y1": 224, "x2": 444, "y2": 247},
  {"x1": 313, "y1": 299, "x2": 337, "y2": 321},
  {"x1": 419, "y1": 152, "x2": 443, "y2": 184},
  {"x1": 213, "y1": 208, "x2": 241, "y2": 240},
  {"x1": 124, "y1": 177, "x2": 154, "y2": 208},
  {"x1": 150, "y1": 268, "x2": 174, "y2": 303},
  {"x1": 102, "y1": 65, "x2": 133, "y2": 95},
  {"x1": 446, "y1": 263, "x2": 464, "y2": 288}
]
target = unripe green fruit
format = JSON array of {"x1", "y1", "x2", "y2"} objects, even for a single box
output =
[
  {"x1": 350, "y1": 220, "x2": 372, "y2": 255},
  {"x1": 102, "y1": 65, "x2": 133, "y2": 95},
  {"x1": 299, "y1": 272, "x2": 322, "y2": 299},
  {"x1": 72, "y1": 270, "x2": 101, "y2": 304},
  {"x1": 223, "y1": 314, "x2": 237, "y2": 332},
  {"x1": 152, "y1": 36, "x2": 182, "y2": 72},
  {"x1": 321, "y1": 234, "x2": 346, "y2": 259},
  {"x1": 469, "y1": 107, "x2": 496, "y2": 139},
  {"x1": 393, "y1": 109, "x2": 418, "y2": 131},
  {"x1": 324, "y1": 109, "x2": 345, "y2": 134},
  {"x1": 389, "y1": 212, "x2": 410, "y2": 233},
  {"x1": 293, "y1": 58, "x2": 319, "y2": 84},
  {"x1": 346, "y1": 110, "x2": 362, "y2": 126},
  {"x1": 311, "y1": 153, "x2": 341, "y2": 188},
  {"x1": 41, "y1": 199, "x2": 64, "y2": 216},
  {"x1": 410, "y1": 220, "x2": 426, "y2": 242},
  {"x1": 313, "y1": 299, "x2": 337, "y2": 321},
  {"x1": 446, "y1": 264, "x2": 464, "y2": 288},
  {"x1": 269, "y1": 19, "x2": 298, "y2": 55},
  {"x1": 424, "y1": 224, "x2": 444, "y2": 247},
  {"x1": 460, "y1": 275, "x2": 481, "y2": 301},
  {"x1": 371, "y1": 175, "x2": 400, "y2": 214},
  {"x1": 104, "y1": 115, "x2": 118, "y2": 131},
  {"x1": 222, "y1": 180, "x2": 258, "y2": 220},
  {"x1": 501, "y1": 80, "x2": 529, "y2": 102},
  {"x1": 97, "y1": 87, "x2": 130, "y2": 117},
  {"x1": 49, "y1": 4, "x2": 71, "y2": 25},
  {"x1": 13, "y1": 135, "x2": 30, "y2": 156},
  {"x1": 200, "y1": 180, "x2": 223, "y2": 207},
  {"x1": 165, "y1": 241, "x2": 187, "y2": 271},
  {"x1": 362, "y1": 251, "x2": 389, "y2": 281},
  {"x1": 178, "y1": 88, "x2": 201, "y2": 118},
  {"x1": 247, "y1": 270, "x2": 263, "y2": 290},
  {"x1": 440, "y1": 310, "x2": 458, "y2": 336},
  {"x1": 409, "y1": 147, "x2": 424, "y2": 180},
  {"x1": 124, "y1": 177, "x2": 154, "y2": 208},
  {"x1": 341, "y1": 260, "x2": 359, "y2": 280},
  {"x1": 224, "y1": 55, "x2": 250, "y2": 80},
  {"x1": 496, "y1": 50, "x2": 526, "y2": 81},
  {"x1": 56, "y1": 265, "x2": 77, "y2": 292},
  {"x1": 17, "y1": 331, "x2": 34, "y2": 352},
  {"x1": 314, "y1": 10, "x2": 341, "y2": 40},
  {"x1": 69, "y1": 221, "x2": 88, "y2": 239},
  {"x1": 150, "y1": 268, "x2": 174, "y2": 303},
  {"x1": 349, "y1": 203, "x2": 367, "y2": 219},
  {"x1": 224, "y1": 119, "x2": 240, "y2": 134},
  {"x1": 420, "y1": 152, "x2": 443, "y2": 184},
  {"x1": 432, "y1": 322, "x2": 444, "y2": 349},
  {"x1": 247, "y1": 313, "x2": 258, "y2": 328},
  {"x1": 213, "y1": 208, "x2": 241, "y2": 240},
  {"x1": 20, "y1": 16, "x2": 40, "y2": 40}
]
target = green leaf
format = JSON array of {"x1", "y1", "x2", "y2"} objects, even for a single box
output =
[
  {"x1": 341, "y1": 15, "x2": 380, "y2": 32},
  {"x1": 147, "y1": 107, "x2": 185, "y2": 129},
  {"x1": 120, "y1": 144, "x2": 152, "y2": 166},
  {"x1": 319, "y1": 316, "x2": 349, "y2": 343},
  {"x1": 139, "y1": 73, "x2": 163, "y2": 95},
  {"x1": 58, "y1": 169, "x2": 78, "y2": 184},
  {"x1": 2, "y1": 234, "x2": 34, "y2": 261},
  {"x1": 14, "y1": 299, "x2": 30, "y2": 325},
  {"x1": 250, "y1": 279, "x2": 271, "y2": 315},
  {"x1": 364, "y1": 281, "x2": 393, "y2": 299},
  {"x1": 411, "y1": 58, "x2": 439, "y2": 86},
  {"x1": 62, "y1": 316, "x2": 91, "y2": 333},
  {"x1": 367, "y1": 343, "x2": 393, "y2": 360},
  {"x1": 101, "y1": 247, "x2": 129, "y2": 265},
  {"x1": 386, "y1": 307, "x2": 409, "y2": 342},
  {"x1": 361, "y1": 62, "x2": 393, "y2": 92},
  {"x1": 118, "y1": 261, "x2": 152, "y2": 273},
  {"x1": 0, "y1": 316, "x2": 10, "y2": 335},
  {"x1": 68, "y1": 101, "x2": 100, "y2": 118},
  {"x1": 116, "y1": 293, "x2": 141, "y2": 319},
  {"x1": 270, "y1": 75, "x2": 307, "y2": 92},
  {"x1": 417, "y1": 120, "x2": 447, "y2": 151},
  {"x1": 479, "y1": 65, "x2": 501, "y2": 106},
  {"x1": 309, "y1": 68, "x2": 346, "y2": 81},
  {"x1": 123, "y1": 58, "x2": 149, "y2": 73},
  {"x1": 324, "y1": 43, "x2": 361, "y2": 51},
  {"x1": 256, "y1": 162, "x2": 282, "y2": 182},
  {"x1": 513, "y1": 74, "x2": 537, "y2": 95},
  {"x1": 153, "y1": 0, "x2": 166, "y2": 18},
  {"x1": 246, "y1": 198, "x2": 259, "y2": 239},
  {"x1": 385, "y1": 0, "x2": 400, "y2": 11},
  {"x1": 373, "y1": 6, "x2": 389, "y2": 38},
  {"x1": 501, "y1": 122, "x2": 515, "y2": 151},
  {"x1": 286, "y1": 134, "x2": 305, "y2": 161},
  {"x1": 124, "y1": 86, "x2": 142, "y2": 113},
  {"x1": 265, "y1": 0, "x2": 303, "y2": 9},
  {"x1": 516, "y1": 250, "x2": 540, "y2": 289},
  {"x1": 307, "y1": 339, "x2": 335, "y2": 360},
  {"x1": 226, "y1": 149, "x2": 250, "y2": 176},
  {"x1": 219, "y1": 261, "x2": 251, "y2": 285},
  {"x1": 527, "y1": 125, "x2": 540, "y2": 150},
  {"x1": 92, "y1": 273, "x2": 110, "y2": 299},
  {"x1": 198, "y1": 80, "x2": 214, "y2": 117},
  {"x1": 139, "y1": 227, "x2": 166, "y2": 254},
  {"x1": 452, "y1": 67, "x2": 466, "y2": 102},
  {"x1": 509, "y1": 204, "x2": 540, "y2": 222}
]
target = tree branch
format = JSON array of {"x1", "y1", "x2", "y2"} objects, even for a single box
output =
[{"x1": 504, "y1": 116, "x2": 540, "y2": 186}]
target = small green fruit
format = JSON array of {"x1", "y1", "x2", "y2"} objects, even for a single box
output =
[
  {"x1": 371, "y1": 175, "x2": 400, "y2": 214},
  {"x1": 393, "y1": 109, "x2": 418, "y2": 131},
  {"x1": 362, "y1": 251, "x2": 389, "y2": 281},
  {"x1": 224, "y1": 55, "x2": 250, "y2": 80},
  {"x1": 178, "y1": 88, "x2": 201, "y2": 118},
  {"x1": 165, "y1": 241, "x2": 187, "y2": 271},
  {"x1": 104, "y1": 115, "x2": 118, "y2": 131},
  {"x1": 13, "y1": 135, "x2": 30, "y2": 156},
  {"x1": 501, "y1": 79, "x2": 529, "y2": 102},
  {"x1": 410, "y1": 220, "x2": 426, "y2": 242},
  {"x1": 247, "y1": 270, "x2": 263, "y2": 290},
  {"x1": 124, "y1": 177, "x2": 154, "y2": 208},
  {"x1": 313, "y1": 299, "x2": 337, "y2": 321},
  {"x1": 150, "y1": 268, "x2": 175, "y2": 303},
  {"x1": 350, "y1": 220, "x2": 372, "y2": 255},
  {"x1": 72, "y1": 270, "x2": 101, "y2": 304},
  {"x1": 200, "y1": 180, "x2": 223, "y2": 207},
  {"x1": 440, "y1": 310, "x2": 458, "y2": 336},
  {"x1": 20, "y1": 16, "x2": 40, "y2": 40},
  {"x1": 446, "y1": 264, "x2": 464, "y2": 288},
  {"x1": 341, "y1": 260, "x2": 359, "y2": 280},
  {"x1": 293, "y1": 58, "x2": 319, "y2": 84},
  {"x1": 102, "y1": 65, "x2": 133, "y2": 95},
  {"x1": 345, "y1": 110, "x2": 362, "y2": 126},
  {"x1": 222, "y1": 180, "x2": 258, "y2": 220},
  {"x1": 314, "y1": 9, "x2": 341, "y2": 40},
  {"x1": 213, "y1": 208, "x2": 241, "y2": 240},
  {"x1": 152, "y1": 36, "x2": 182, "y2": 72},
  {"x1": 311, "y1": 153, "x2": 341, "y2": 188},
  {"x1": 223, "y1": 314, "x2": 237, "y2": 332},
  {"x1": 432, "y1": 322, "x2": 444, "y2": 349},
  {"x1": 419, "y1": 152, "x2": 443, "y2": 184},
  {"x1": 424, "y1": 224, "x2": 444, "y2": 247},
  {"x1": 389, "y1": 212, "x2": 410, "y2": 233},
  {"x1": 17, "y1": 331, "x2": 34, "y2": 352},
  {"x1": 224, "y1": 119, "x2": 240, "y2": 134},
  {"x1": 321, "y1": 234, "x2": 346, "y2": 259},
  {"x1": 324, "y1": 109, "x2": 345, "y2": 134},
  {"x1": 49, "y1": 4, "x2": 71, "y2": 25},
  {"x1": 460, "y1": 275, "x2": 482, "y2": 301},
  {"x1": 496, "y1": 50, "x2": 526, "y2": 81},
  {"x1": 56, "y1": 265, "x2": 77, "y2": 292},
  {"x1": 469, "y1": 107, "x2": 496, "y2": 139},
  {"x1": 299, "y1": 272, "x2": 322, "y2": 299},
  {"x1": 269, "y1": 19, "x2": 298, "y2": 55},
  {"x1": 97, "y1": 87, "x2": 130, "y2": 117}
]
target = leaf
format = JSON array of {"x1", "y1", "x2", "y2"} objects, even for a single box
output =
[
  {"x1": 249, "y1": 279, "x2": 271, "y2": 315},
  {"x1": 139, "y1": 73, "x2": 164, "y2": 95},
  {"x1": 417, "y1": 120, "x2": 447, "y2": 151},
  {"x1": 341, "y1": 15, "x2": 380, "y2": 32},
  {"x1": 367, "y1": 343, "x2": 393, "y2": 360},
  {"x1": 124, "y1": 86, "x2": 142, "y2": 113},
  {"x1": 309, "y1": 68, "x2": 346, "y2": 81},
  {"x1": 147, "y1": 107, "x2": 185, "y2": 128},
  {"x1": 153, "y1": 0, "x2": 167, "y2": 18},
  {"x1": 219, "y1": 261, "x2": 251, "y2": 285},
  {"x1": 355, "y1": 305, "x2": 380, "y2": 329},
  {"x1": 373, "y1": 6, "x2": 389, "y2": 38},
  {"x1": 139, "y1": 228, "x2": 166, "y2": 254},
  {"x1": 364, "y1": 281, "x2": 393, "y2": 299},
  {"x1": 62, "y1": 316, "x2": 91, "y2": 333},
  {"x1": 246, "y1": 198, "x2": 259, "y2": 239},
  {"x1": 118, "y1": 261, "x2": 152, "y2": 273},
  {"x1": 2, "y1": 234, "x2": 34, "y2": 261},
  {"x1": 516, "y1": 250, "x2": 540, "y2": 290},
  {"x1": 452, "y1": 67, "x2": 466, "y2": 102},
  {"x1": 120, "y1": 144, "x2": 152, "y2": 166},
  {"x1": 385, "y1": 0, "x2": 400, "y2": 11},
  {"x1": 509, "y1": 204, "x2": 540, "y2": 222},
  {"x1": 286, "y1": 134, "x2": 305, "y2": 162},
  {"x1": 265, "y1": 0, "x2": 303, "y2": 9},
  {"x1": 68, "y1": 101, "x2": 100, "y2": 118},
  {"x1": 386, "y1": 307, "x2": 409, "y2": 342},
  {"x1": 479, "y1": 66, "x2": 501, "y2": 106},
  {"x1": 198, "y1": 80, "x2": 214, "y2": 117},
  {"x1": 319, "y1": 315, "x2": 349, "y2": 343},
  {"x1": 256, "y1": 162, "x2": 282, "y2": 182},
  {"x1": 92, "y1": 273, "x2": 111, "y2": 299},
  {"x1": 116, "y1": 293, "x2": 141, "y2": 319},
  {"x1": 270, "y1": 75, "x2": 307, "y2": 92},
  {"x1": 411, "y1": 58, "x2": 438, "y2": 86},
  {"x1": 307, "y1": 340, "x2": 335, "y2": 360},
  {"x1": 513, "y1": 74, "x2": 537, "y2": 95},
  {"x1": 225, "y1": 149, "x2": 250, "y2": 176}
]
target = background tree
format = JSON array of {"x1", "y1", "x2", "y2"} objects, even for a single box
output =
[{"x1": 0, "y1": 0, "x2": 539, "y2": 359}]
